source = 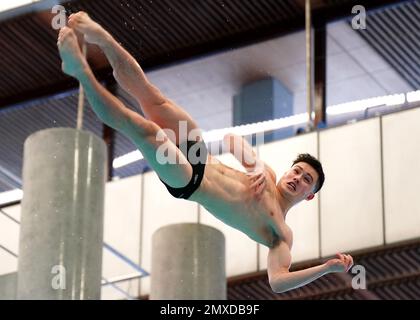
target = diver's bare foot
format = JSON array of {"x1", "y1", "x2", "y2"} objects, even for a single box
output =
[
  {"x1": 68, "y1": 11, "x2": 110, "y2": 46},
  {"x1": 57, "y1": 27, "x2": 89, "y2": 78}
]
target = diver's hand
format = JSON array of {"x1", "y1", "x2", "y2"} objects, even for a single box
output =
[
  {"x1": 246, "y1": 160, "x2": 267, "y2": 199},
  {"x1": 325, "y1": 253, "x2": 354, "y2": 273}
]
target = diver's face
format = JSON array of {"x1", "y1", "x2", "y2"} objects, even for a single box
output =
[{"x1": 278, "y1": 162, "x2": 318, "y2": 202}]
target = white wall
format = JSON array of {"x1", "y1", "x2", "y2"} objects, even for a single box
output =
[
  {"x1": 0, "y1": 205, "x2": 20, "y2": 275},
  {"x1": 319, "y1": 118, "x2": 384, "y2": 256},
  {"x1": 101, "y1": 174, "x2": 143, "y2": 300},
  {"x1": 382, "y1": 108, "x2": 420, "y2": 244},
  {"x1": 1, "y1": 109, "x2": 420, "y2": 299}
]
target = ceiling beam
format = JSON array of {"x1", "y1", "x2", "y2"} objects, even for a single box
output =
[
  {"x1": 312, "y1": 0, "x2": 415, "y2": 26},
  {"x1": 0, "y1": 0, "x2": 79, "y2": 23},
  {"x1": 0, "y1": 0, "x2": 412, "y2": 110}
]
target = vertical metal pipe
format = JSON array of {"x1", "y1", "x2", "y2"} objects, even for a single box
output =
[
  {"x1": 314, "y1": 22, "x2": 327, "y2": 128},
  {"x1": 76, "y1": 43, "x2": 87, "y2": 130},
  {"x1": 306, "y1": 0, "x2": 313, "y2": 130}
]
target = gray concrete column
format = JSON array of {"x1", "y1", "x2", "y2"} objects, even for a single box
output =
[
  {"x1": 17, "y1": 128, "x2": 107, "y2": 300},
  {"x1": 150, "y1": 223, "x2": 226, "y2": 300},
  {"x1": 0, "y1": 272, "x2": 17, "y2": 300}
]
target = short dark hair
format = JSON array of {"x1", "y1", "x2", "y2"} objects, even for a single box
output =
[{"x1": 292, "y1": 153, "x2": 325, "y2": 193}]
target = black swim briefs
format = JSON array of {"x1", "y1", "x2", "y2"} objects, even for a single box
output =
[{"x1": 159, "y1": 140, "x2": 207, "y2": 199}]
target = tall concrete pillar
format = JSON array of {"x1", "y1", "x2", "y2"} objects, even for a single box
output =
[
  {"x1": 150, "y1": 223, "x2": 226, "y2": 300},
  {"x1": 17, "y1": 128, "x2": 107, "y2": 300},
  {"x1": 0, "y1": 272, "x2": 17, "y2": 300}
]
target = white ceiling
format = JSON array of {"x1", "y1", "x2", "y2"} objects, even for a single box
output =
[
  {"x1": 141, "y1": 20, "x2": 412, "y2": 132},
  {"x1": 0, "y1": 0, "x2": 40, "y2": 13}
]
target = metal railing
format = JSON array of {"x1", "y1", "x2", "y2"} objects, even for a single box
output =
[{"x1": 0, "y1": 206, "x2": 148, "y2": 299}]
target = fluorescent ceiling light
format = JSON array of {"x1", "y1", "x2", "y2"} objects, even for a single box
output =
[
  {"x1": 0, "y1": 189, "x2": 23, "y2": 206},
  {"x1": 113, "y1": 90, "x2": 413, "y2": 169},
  {"x1": 113, "y1": 150, "x2": 144, "y2": 169},
  {"x1": 327, "y1": 93, "x2": 406, "y2": 115},
  {"x1": 385, "y1": 94, "x2": 405, "y2": 106},
  {"x1": 203, "y1": 113, "x2": 309, "y2": 143},
  {"x1": 112, "y1": 113, "x2": 309, "y2": 168},
  {"x1": 0, "y1": 0, "x2": 40, "y2": 13},
  {"x1": 407, "y1": 90, "x2": 420, "y2": 103}
]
